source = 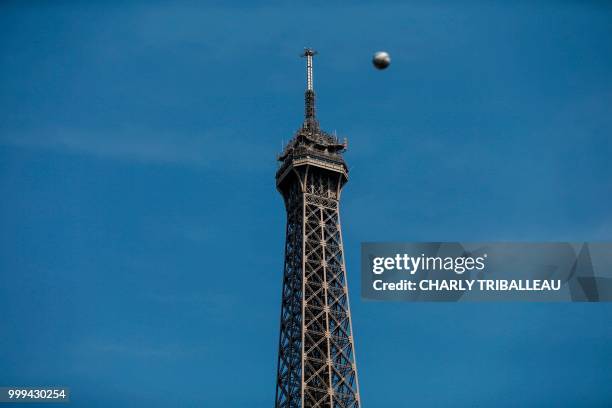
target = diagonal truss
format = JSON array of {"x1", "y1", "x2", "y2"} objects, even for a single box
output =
[{"x1": 276, "y1": 165, "x2": 361, "y2": 408}]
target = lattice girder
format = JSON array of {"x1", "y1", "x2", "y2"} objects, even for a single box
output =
[{"x1": 275, "y1": 163, "x2": 360, "y2": 408}]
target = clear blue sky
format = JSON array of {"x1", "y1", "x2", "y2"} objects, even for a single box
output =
[{"x1": 1, "y1": 1, "x2": 611, "y2": 407}]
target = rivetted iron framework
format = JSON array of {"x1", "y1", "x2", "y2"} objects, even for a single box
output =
[{"x1": 275, "y1": 48, "x2": 361, "y2": 408}]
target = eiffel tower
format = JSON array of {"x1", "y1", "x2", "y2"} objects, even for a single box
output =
[{"x1": 274, "y1": 48, "x2": 361, "y2": 408}]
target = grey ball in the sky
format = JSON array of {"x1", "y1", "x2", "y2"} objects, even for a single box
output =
[{"x1": 372, "y1": 51, "x2": 391, "y2": 69}]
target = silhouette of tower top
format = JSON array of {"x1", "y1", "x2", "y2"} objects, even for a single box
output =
[{"x1": 274, "y1": 49, "x2": 361, "y2": 408}]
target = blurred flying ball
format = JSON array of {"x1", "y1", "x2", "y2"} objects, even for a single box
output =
[{"x1": 372, "y1": 51, "x2": 391, "y2": 69}]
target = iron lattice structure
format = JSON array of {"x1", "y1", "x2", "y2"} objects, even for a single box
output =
[{"x1": 274, "y1": 48, "x2": 361, "y2": 408}]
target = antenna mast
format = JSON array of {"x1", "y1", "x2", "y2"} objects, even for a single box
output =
[{"x1": 301, "y1": 48, "x2": 318, "y2": 129}]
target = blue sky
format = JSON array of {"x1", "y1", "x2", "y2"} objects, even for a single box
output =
[{"x1": 1, "y1": 1, "x2": 611, "y2": 406}]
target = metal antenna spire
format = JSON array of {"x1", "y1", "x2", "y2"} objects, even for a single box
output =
[
  {"x1": 304, "y1": 48, "x2": 315, "y2": 91},
  {"x1": 301, "y1": 48, "x2": 318, "y2": 128}
]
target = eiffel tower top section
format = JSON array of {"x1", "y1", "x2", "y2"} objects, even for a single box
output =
[{"x1": 276, "y1": 48, "x2": 349, "y2": 188}]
